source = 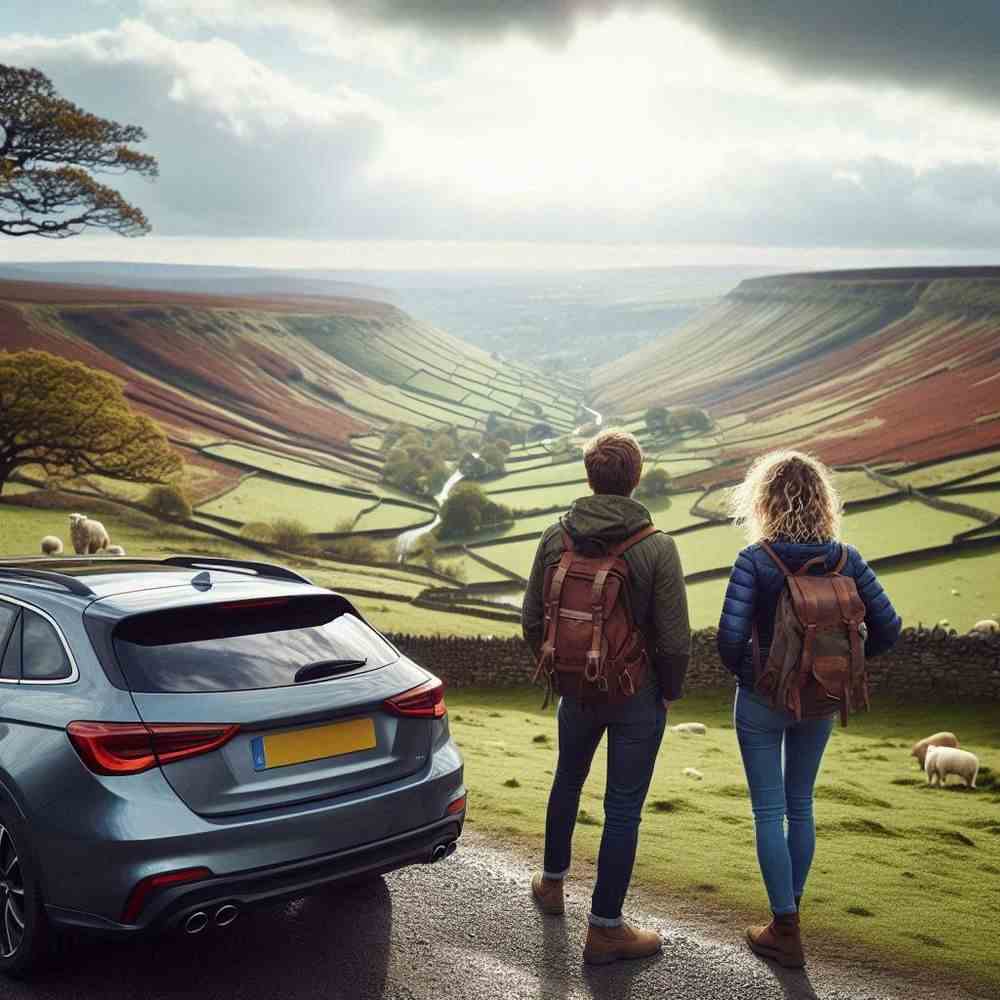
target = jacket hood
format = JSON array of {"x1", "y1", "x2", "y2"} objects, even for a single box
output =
[
  {"x1": 757, "y1": 539, "x2": 844, "y2": 573},
  {"x1": 561, "y1": 494, "x2": 652, "y2": 550}
]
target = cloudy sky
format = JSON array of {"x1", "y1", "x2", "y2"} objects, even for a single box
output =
[{"x1": 5, "y1": 1, "x2": 1000, "y2": 268}]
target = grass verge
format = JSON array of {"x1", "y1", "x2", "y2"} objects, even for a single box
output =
[{"x1": 448, "y1": 686, "x2": 1000, "y2": 993}]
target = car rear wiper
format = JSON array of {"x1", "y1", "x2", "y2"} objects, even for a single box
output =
[{"x1": 293, "y1": 658, "x2": 368, "y2": 683}]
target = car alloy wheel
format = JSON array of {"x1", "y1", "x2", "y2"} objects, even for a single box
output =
[{"x1": 0, "y1": 825, "x2": 25, "y2": 959}]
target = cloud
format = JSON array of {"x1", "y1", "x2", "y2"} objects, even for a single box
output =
[
  {"x1": 300, "y1": 1, "x2": 1000, "y2": 106},
  {"x1": 0, "y1": 20, "x2": 398, "y2": 237}
]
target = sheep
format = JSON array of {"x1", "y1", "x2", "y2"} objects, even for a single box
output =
[
  {"x1": 671, "y1": 723, "x2": 707, "y2": 735},
  {"x1": 68, "y1": 513, "x2": 110, "y2": 555},
  {"x1": 971, "y1": 619, "x2": 999, "y2": 636},
  {"x1": 911, "y1": 732, "x2": 960, "y2": 768},
  {"x1": 40, "y1": 536, "x2": 63, "y2": 556},
  {"x1": 925, "y1": 745, "x2": 979, "y2": 789},
  {"x1": 106, "y1": 545, "x2": 126, "y2": 556},
  {"x1": 682, "y1": 767, "x2": 704, "y2": 781}
]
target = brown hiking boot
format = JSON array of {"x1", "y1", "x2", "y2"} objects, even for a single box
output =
[
  {"x1": 583, "y1": 922, "x2": 662, "y2": 965},
  {"x1": 746, "y1": 912, "x2": 805, "y2": 968},
  {"x1": 531, "y1": 874, "x2": 565, "y2": 915}
]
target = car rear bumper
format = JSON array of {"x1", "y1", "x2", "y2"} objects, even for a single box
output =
[{"x1": 46, "y1": 813, "x2": 464, "y2": 938}]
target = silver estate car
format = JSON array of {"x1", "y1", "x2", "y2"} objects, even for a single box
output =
[{"x1": 0, "y1": 556, "x2": 466, "y2": 975}]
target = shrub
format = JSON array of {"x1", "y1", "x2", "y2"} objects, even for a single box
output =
[
  {"x1": 268, "y1": 517, "x2": 312, "y2": 552},
  {"x1": 644, "y1": 405, "x2": 672, "y2": 436},
  {"x1": 145, "y1": 483, "x2": 192, "y2": 521},
  {"x1": 241, "y1": 521, "x2": 275, "y2": 544},
  {"x1": 635, "y1": 467, "x2": 672, "y2": 498}
]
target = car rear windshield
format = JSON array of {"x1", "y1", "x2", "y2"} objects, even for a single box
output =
[{"x1": 112, "y1": 594, "x2": 398, "y2": 693}]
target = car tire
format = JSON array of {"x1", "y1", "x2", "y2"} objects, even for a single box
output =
[{"x1": 0, "y1": 805, "x2": 51, "y2": 978}]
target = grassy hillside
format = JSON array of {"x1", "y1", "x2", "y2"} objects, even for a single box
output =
[{"x1": 592, "y1": 269, "x2": 1000, "y2": 470}]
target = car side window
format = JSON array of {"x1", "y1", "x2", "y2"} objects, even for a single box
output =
[
  {"x1": 21, "y1": 609, "x2": 72, "y2": 681},
  {"x1": 0, "y1": 607, "x2": 19, "y2": 680}
]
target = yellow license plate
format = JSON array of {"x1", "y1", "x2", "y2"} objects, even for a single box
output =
[{"x1": 251, "y1": 718, "x2": 376, "y2": 771}]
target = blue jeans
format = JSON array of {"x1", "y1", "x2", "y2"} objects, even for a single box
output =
[
  {"x1": 734, "y1": 687, "x2": 835, "y2": 916},
  {"x1": 542, "y1": 683, "x2": 667, "y2": 925}
]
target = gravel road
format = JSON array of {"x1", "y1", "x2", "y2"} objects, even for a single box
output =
[{"x1": 6, "y1": 836, "x2": 988, "y2": 1000}]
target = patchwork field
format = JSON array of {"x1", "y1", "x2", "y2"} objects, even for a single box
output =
[
  {"x1": 4, "y1": 268, "x2": 1000, "y2": 642},
  {"x1": 450, "y1": 687, "x2": 1000, "y2": 993}
]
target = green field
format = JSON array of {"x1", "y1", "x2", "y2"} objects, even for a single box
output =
[
  {"x1": 841, "y1": 501, "x2": 984, "y2": 560},
  {"x1": 449, "y1": 687, "x2": 1000, "y2": 993},
  {"x1": 673, "y1": 523, "x2": 745, "y2": 576},
  {"x1": 197, "y1": 478, "x2": 387, "y2": 532},
  {"x1": 494, "y1": 482, "x2": 597, "y2": 512},
  {"x1": 484, "y1": 464, "x2": 584, "y2": 493},
  {"x1": 944, "y1": 489, "x2": 1000, "y2": 518},
  {"x1": 444, "y1": 553, "x2": 522, "y2": 585},
  {"x1": 352, "y1": 501, "x2": 436, "y2": 532},
  {"x1": 203, "y1": 443, "x2": 380, "y2": 493},
  {"x1": 897, "y1": 452, "x2": 1000, "y2": 489}
]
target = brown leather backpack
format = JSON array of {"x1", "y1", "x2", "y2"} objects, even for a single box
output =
[
  {"x1": 532, "y1": 526, "x2": 657, "y2": 707},
  {"x1": 752, "y1": 541, "x2": 870, "y2": 726}
]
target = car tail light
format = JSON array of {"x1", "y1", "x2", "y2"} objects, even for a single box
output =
[
  {"x1": 122, "y1": 866, "x2": 212, "y2": 924},
  {"x1": 67, "y1": 722, "x2": 240, "y2": 775},
  {"x1": 384, "y1": 678, "x2": 446, "y2": 718},
  {"x1": 446, "y1": 795, "x2": 467, "y2": 815}
]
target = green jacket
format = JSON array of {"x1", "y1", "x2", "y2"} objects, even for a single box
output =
[{"x1": 521, "y1": 493, "x2": 691, "y2": 700}]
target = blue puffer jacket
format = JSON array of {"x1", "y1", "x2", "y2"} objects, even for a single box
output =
[{"x1": 717, "y1": 540, "x2": 902, "y2": 688}]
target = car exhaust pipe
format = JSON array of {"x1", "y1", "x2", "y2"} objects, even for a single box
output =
[
  {"x1": 215, "y1": 904, "x2": 240, "y2": 928},
  {"x1": 185, "y1": 911, "x2": 209, "y2": 935},
  {"x1": 429, "y1": 840, "x2": 458, "y2": 864}
]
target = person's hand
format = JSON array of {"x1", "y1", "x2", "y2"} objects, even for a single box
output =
[{"x1": 662, "y1": 698, "x2": 677, "y2": 710}]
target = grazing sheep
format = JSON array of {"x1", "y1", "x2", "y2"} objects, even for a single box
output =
[
  {"x1": 68, "y1": 513, "x2": 110, "y2": 555},
  {"x1": 925, "y1": 745, "x2": 979, "y2": 789},
  {"x1": 671, "y1": 723, "x2": 707, "y2": 735},
  {"x1": 682, "y1": 767, "x2": 704, "y2": 781},
  {"x1": 40, "y1": 536, "x2": 63, "y2": 556},
  {"x1": 106, "y1": 545, "x2": 126, "y2": 556},
  {"x1": 971, "y1": 619, "x2": 999, "y2": 636},
  {"x1": 911, "y1": 732, "x2": 959, "y2": 768}
]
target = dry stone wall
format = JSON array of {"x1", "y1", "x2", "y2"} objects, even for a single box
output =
[{"x1": 387, "y1": 628, "x2": 1000, "y2": 702}]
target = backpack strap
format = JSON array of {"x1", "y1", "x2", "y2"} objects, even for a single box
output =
[
  {"x1": 586, "y1": 556, "x2": 616, "y2": 690},
  {"x1": 831, "y1": 544, "x2": 849, "y2": 574},
  {"x1": 758, "y1": 539, "x2": 792, "y2": 576},
  {"x1": 533, "y1": 536, "x2": 575, "y2": 707},
  {"x1": 609, "y1": 524, "x2": 659, "y2": 557}
]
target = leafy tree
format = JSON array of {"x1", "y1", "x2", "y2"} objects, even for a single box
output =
[
  {"x1": 644, "y1": 406, "x2": 673, "y2": 436},
  {"x1": 268, "y1": 517, "x2": 312, "y2": 553},
  {"x1": 145, "y1": 483, "x2": 192, "y2": 521},
  {"x1": 527, "y1": 421, "x2": 555, "y2": 442},
  {"x1": 1, "y1": 64, "x2": 157, "y2": 239},
  {"x1": 458, "y1": 452, "x2": 489, "y2": 479},
  {"x1": 480, "y1": 443, "x2": 506, "y2": 476},
  {"x1": 438, "y1": 482, "x2": 511, "y2": 539},
  {"x1": 635, "y1": 466, "x2": 672, "y2": 498},
  {"x1": 672, "y1": 406, "x2": 713, "y2": 432},
  {"x1": 0, "y1": 350, "x2": 181, "y2": 495}
]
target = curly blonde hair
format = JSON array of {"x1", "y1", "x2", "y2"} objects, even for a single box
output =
[{"x1": 729, "y1": 450, "x2": 842, "y2": 544}]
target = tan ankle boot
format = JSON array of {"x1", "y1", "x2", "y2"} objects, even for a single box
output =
[
  {"x1": 531, "y1": 874, "x2": 565, "y2": 915},
  {"x1": 583, "y1": 921, "x2": 662, "y2": 965},
  {"x1": 746, "y1": 912, "x2": 805, "y2": 968}
]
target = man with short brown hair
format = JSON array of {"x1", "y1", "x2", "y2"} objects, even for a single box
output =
[{"x1": 523, "y1": 429, "x2": 690, "y2": 964}]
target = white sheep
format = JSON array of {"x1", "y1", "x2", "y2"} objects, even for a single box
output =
[
  {"x1": 682, "y1": 767, "x2": 704, "y2": 781},
  {"x1": 68, "y1": 513, "x2": 110, "y2": 555},
  {"x1": 106, "y1": 545, "x2": 126, "y2": 556},
  {"x1": 971, "y1": 619, "x2": 999, "y2": 636},
  {"x1": 40, "y1": 536, "x2": 63, "y2": 556},
  {"x1": 925, "y1": 745, "x2": 979, "y2": 789},
  {"x1": 671, "y1": 723, "x2": 707, "y2": 735},
  {"x1": 911, "y1": 732, "x2": 959, "y2": 768}
]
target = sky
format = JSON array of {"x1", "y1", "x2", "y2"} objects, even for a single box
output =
[{"x1": 4, "y1": 1, "x2": 1000, "y2": 269}]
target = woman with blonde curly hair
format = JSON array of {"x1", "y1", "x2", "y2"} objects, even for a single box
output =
[{"x1": 718, "y1": 450, "x2": 900, "y2": 968}]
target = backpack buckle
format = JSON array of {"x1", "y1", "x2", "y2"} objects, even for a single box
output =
[{"x1": 584, "y1": 651, "x2": 601, "y2": 682}]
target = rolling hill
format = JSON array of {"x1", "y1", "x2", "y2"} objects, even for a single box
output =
[{"x1": 592, "y1": 268, "x2": 1000, "y2": 474}]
